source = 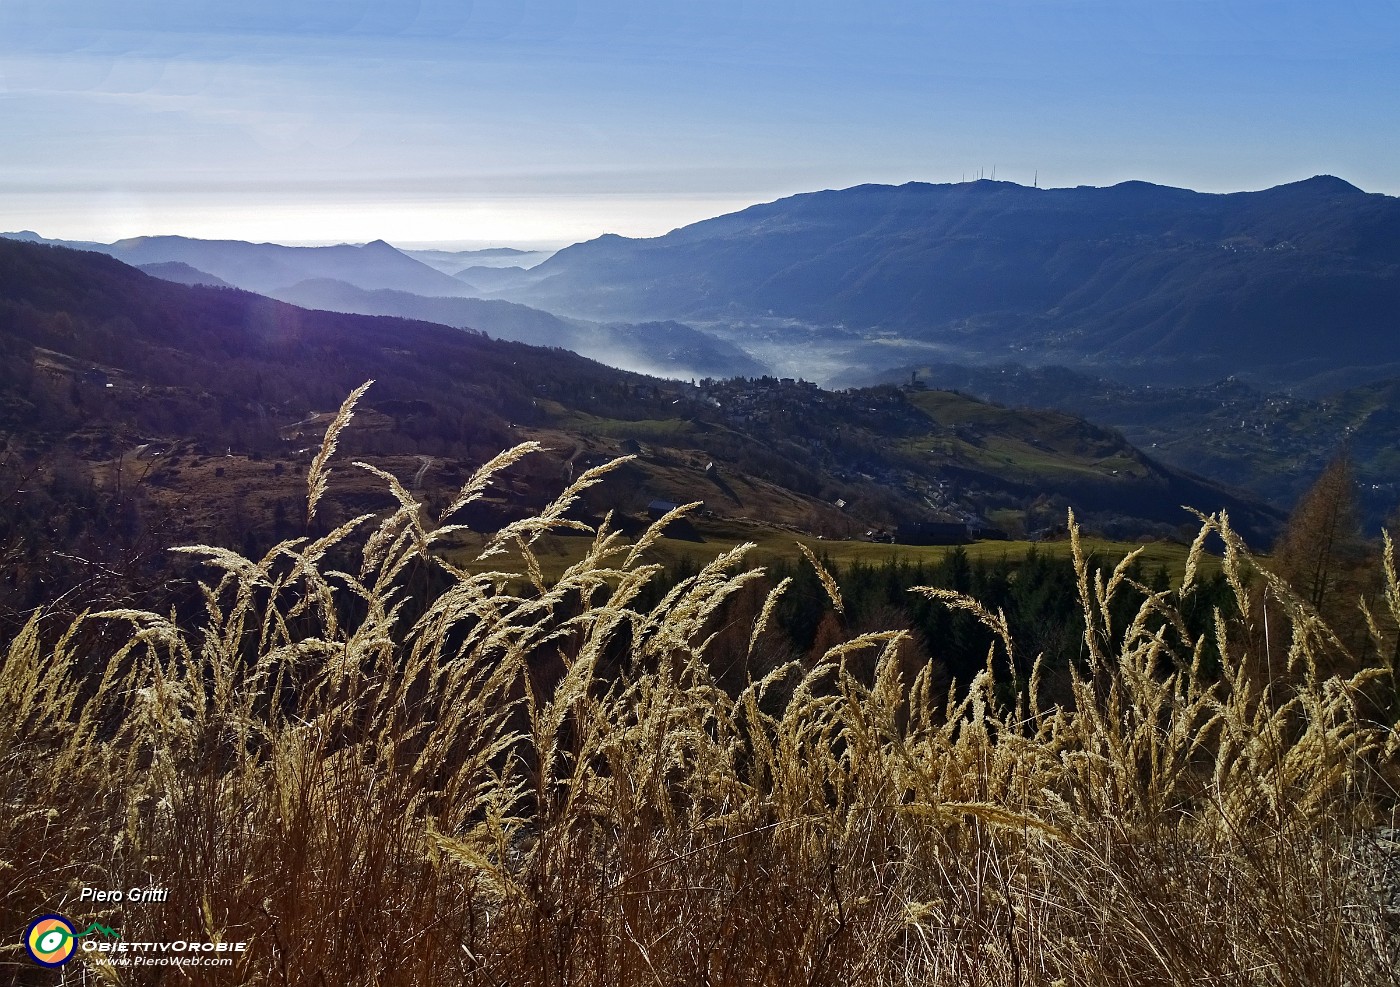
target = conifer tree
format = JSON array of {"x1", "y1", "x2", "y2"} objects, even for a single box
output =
[
  {"x1": 1267, "y1": 451, "x2": 1384, "y2": 671},
  {"x1": 1272, "y1": 452, "x2": 1363, "y2": 612}
]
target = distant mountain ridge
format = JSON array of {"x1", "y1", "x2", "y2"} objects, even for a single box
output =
[
  {"x1": 486, "y1": 175, "x2": 1400, "y2": 387},
  {"x1": 400, "y1": 246, "x2": 555, "y2": 274},
  {"x1": 1, "y1": 231, "x2": 474, "y2": 298},
  {"x1": 3, "y1": 231, "x2": 767, "y2": 381},
  {"x1": 138, "y1": 261, "x2": 234, "y2": 289}
]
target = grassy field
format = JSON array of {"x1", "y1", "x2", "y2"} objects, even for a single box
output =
[
  {"x1": 547, "y1": 406, "x2": 698, "y2": 442},
  {"x1": 902, "y1": 389, "x2": 1153, "y2": 482},
  {"x1": 443, "y1": 513, "x2": 1208, "y2": 584}
]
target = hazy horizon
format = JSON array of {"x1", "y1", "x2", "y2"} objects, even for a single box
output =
[
  {"x1": 7, "y1": 172, "x2": 1387, "y2": 251},
  {"x1": 3, "y1": 229, "x2": 575, "y2": 252}
]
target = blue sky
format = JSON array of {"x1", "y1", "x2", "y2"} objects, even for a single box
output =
[{"x1": 3, "y1": 0, "x2": 1399, "y2": 245}]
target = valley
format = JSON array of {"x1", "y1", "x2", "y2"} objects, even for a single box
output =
[
  {"x1": 0, "y1": 235, "x2": 1278, "y2": 634},
  {"x1": 13, "y1": 174, "x2": 1395, "y2": 542}
]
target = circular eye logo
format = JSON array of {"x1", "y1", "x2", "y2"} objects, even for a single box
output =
[{"x1": 25, "y1": 914, "x2": 77, "y2": 967}]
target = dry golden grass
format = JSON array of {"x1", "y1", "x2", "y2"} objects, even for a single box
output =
[{"x1": 3, "y1": 383, "x2": 1398, "y2": 985}]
